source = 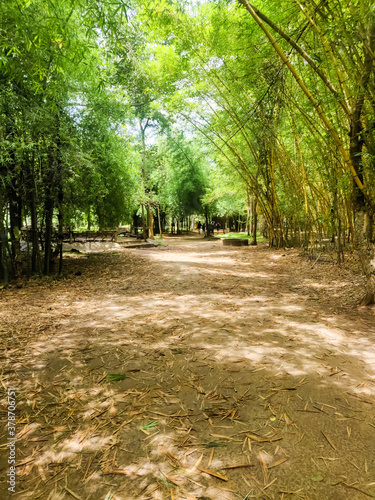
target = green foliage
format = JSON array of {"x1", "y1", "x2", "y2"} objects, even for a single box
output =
[
  {"x1": 0, "y1": 0, "x2": 139, "y2": 282},
  {"x1": 1, "y1": 0, "x2": 374, "y2": 283},
  {"x1": 141, "y1": 420, "x2": 158, "y2": 429},
  {"x1": 131, "y1": 0, "x2": 375, "y2": 251},
  {"x1": 149, "y1": 131, "x2": 209, "y2": 218}
]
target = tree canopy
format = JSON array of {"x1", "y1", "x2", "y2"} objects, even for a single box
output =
[{"x1": 1, "y1": 0, "x2": 374, "y2": 302}]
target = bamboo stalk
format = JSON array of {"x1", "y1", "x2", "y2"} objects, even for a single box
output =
[{"x1": 237, "y1": 0, "x2": 365, "y2": 194}]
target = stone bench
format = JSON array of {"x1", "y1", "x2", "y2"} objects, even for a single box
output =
[{"x1": 222, "y1": 238, "x2": 249, "y2": 246}]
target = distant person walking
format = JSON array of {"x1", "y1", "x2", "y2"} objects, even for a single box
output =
[
  {"x1": 197, "y1": 220, "x2": 202, "y2": 233},
  {"x1": 215, "y1": 221, "x2": 221, "y2": 235}
]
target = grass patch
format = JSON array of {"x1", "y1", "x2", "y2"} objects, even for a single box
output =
[
  {"x1": 141, "y1": 420, "x2": 158, "y2": 430},
  {"x1": 218, "y1": 232, "x2": 267, "y2": 241},
  {"x1": 203, "y1": 440, "x2": 227, "y2": 448},
  {"x1": 105, "y1": 373, "x2": 126, "y2": 382}
]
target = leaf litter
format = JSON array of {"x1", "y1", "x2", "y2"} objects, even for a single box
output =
[{"x1": 0, "y1": 236, "x2": 375, "y2": 499}]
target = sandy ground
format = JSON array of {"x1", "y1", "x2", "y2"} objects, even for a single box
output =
[{"x1": 1, "y1": 235, "x2": 375, "y2": 500}]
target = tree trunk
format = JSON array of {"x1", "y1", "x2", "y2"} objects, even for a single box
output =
[
  {"x1": 57, "y1": 184, "x2": 64, "y2": 275},
  {"x1": 0, "y1": 191, "x2": 8, "y2": 285},
  {"x1": 205, "y1": 205, "x2": 210, "y2": 237},
  {"x1": 337, "y1": 219, "x2": 343, "y2": 265},
  {"x1": 247, "y1": 189, "x2": 251, "y2": 236},
  {"x1": 43, "y1": 194, "x2": 54, "y2": 276},
  {"x1": 87, "y1": 205, "x2": 91, "y2": 230},
  {"x1": 157, "y1": 205, "x2": 162, "y2": 238},
  {"x1": 350, "y1": 46, "x2": 375, "y2": 303},
  {"x1": 148, "y1": 205, "x2": 154, "y2": 239},
  {"x1": 141, "y1": 203, "x2": 146, "y2": 240},
  {"x1": 354, "y1": 210, "x2": 375, "y2": 305},
  {"x1": 251, "y1": 196, "x2": 258, "y2": 245},
  {"x1": 140, "y1": 119, "x2": 149, "y2": 241},
  {"x1": 8, "y1": 181, "x2": 22, "y2": 286},
  {"x1": 30, "y1": 191, "x2": 41, "y2": 275}
]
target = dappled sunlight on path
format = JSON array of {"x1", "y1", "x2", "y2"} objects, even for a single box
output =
[{"x1": 1, "y1": 236, "x2": 375, "y2": 499}]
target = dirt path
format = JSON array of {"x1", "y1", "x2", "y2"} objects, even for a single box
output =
[{"x1": 1, "y1": 235, "x2": 375, "y2": 500}]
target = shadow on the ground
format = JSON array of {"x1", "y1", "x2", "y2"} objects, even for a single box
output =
[{"x1": 1, "y1": 238, "x2": 375, "y2": 500}]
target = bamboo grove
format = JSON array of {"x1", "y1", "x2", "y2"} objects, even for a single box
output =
[
  {"x1": 0, "y1": 0, "x2": 139, "y2": 285},
  {"x1": 1, "y1": 0, "x2": 375, "y2": 303},
  {"x1": 139, "y1": 0, "x2": 375, "y2": 303}
]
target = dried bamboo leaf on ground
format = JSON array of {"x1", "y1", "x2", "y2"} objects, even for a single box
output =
[
  {"x1": 64, "y1": 486, "x2": 84, "y2": 500},
  {"x1": 221, "y1": 463, "x2": 254, "y2": 470},
  {"x1": 333, "y1": 481, "x2": 375, "y2": 498},
  {"x1": 246, "y1": 432, "x2": 282, "y2": 443},
  {"x1": 197, "y1": 467, "x2": 228, "y2": 481},
  {"x1": 259, "y1": 454, "x2": 269, "y2": 485},
  {"x1": 268, "y1": 457, "x2": 289, "y2": 469},
  {"x1": 2, "y1": 238, "x2": 375, "y2": 500},
  {"x1": 321, "y1": 431, "x2": 336, "y2": 450}
]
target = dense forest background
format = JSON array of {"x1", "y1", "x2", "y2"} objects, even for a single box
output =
[{"x1": 1, "y1": 0, "x2": 374, "y2": 303}]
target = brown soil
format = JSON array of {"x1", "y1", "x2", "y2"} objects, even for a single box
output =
[{"x1": 1, "y1": 235, "x2": 375, "y2": 500}]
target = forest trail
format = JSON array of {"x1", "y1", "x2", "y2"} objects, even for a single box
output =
[{"x1": 1, "y1": 235, "x2": 375, "y2": 500}]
